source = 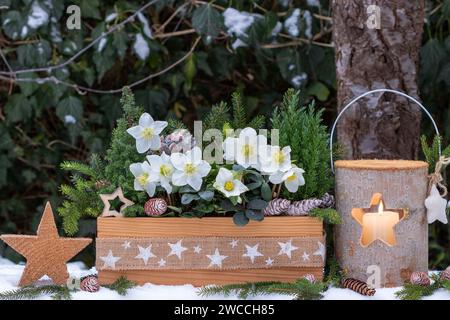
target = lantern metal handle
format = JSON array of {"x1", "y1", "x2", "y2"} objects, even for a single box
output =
[{"x1": 329, "y1": 88, "x2": 441, "y2": 173}]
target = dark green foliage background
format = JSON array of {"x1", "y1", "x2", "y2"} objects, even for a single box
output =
[{"x1": 0, "y1": 0, "x2": 449, "y2": 268}]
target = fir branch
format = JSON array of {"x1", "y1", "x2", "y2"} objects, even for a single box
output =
[
  {"x1": 0, "y1": 285, "x2": 72, "y2": 300},
  {"x1": 248, "y1": 115, "x2": 266, "y2": 130},
  {"x1": 309, "y1": 208, "x2": 342, "y2": 225},
  {"x1": 61, "y1": 161, "x2": 95, "y2": 177},
  {"x1": 203, "y1": 101, "x2": 230, "y2": 132},
  {"x1": 104, "y1": 276, "x2": 137, "y2": 296},
  {"x1": 324, "y1": 256, "x2": 343, "y2": 287},
  {"x1": 231, "y1": 92, "x2": 247, "y2": 129},
  {"x1": 166, "y1": 118, "x2": 187, "y2": 133},
  {"x1": 395, "y1": 275, "x2": 442, "y2": 300},
  {"x1": 198, "y1": 279, "x2": 325, "y2": 300}
]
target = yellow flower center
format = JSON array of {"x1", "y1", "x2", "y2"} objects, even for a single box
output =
[
  {"x1": 138, "y1": 173, "x2": 149, "y2": 185},
  {"x1": 274, "y1": 151, "x2": 285, "y2": 164},
  {"x1": 224, "y1": 181, "x2": 235, "y2": 191},
  {"x1": 160, "y1": 164, "x2": 171, "y2": 177},
  {"x1": 242, "y1": 144, "x2": 252, "y2": 157},
  {"x1": 141, "y1": 127, "x2": 154, "y2": 140},
  {"x1": 184, "y1": 163, "x2": 196, "y2": 175},
  {"x1": 286, "y1": 174, "x2": 296, "y2": 182}
]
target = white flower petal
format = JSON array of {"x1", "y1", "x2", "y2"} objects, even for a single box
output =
[
  {"x1": 144, "y1": 182, "x2": 156, "y2": 197},
  {"x1": 152, "y1": 121, "x2": 168, "y2": 134},
  {"x1": 136, "y1": 138, "x2": 151, "y2": 153},
  {"x1": 197, "y1": 161, "x2": 211, "y2": 177},
  {"x1": 239, "y1": 127, "x2": 257, "y2": 140},
  {"x1": 147, "y1": 154, "x2": 162, "y2": 168},
  {"x1": 269, "y1": 171, "x2": 285, "y2": 184},
  {"x1": 161, "y1": 179, "x2": 173, "y2": 194},
  {"x1": 187, "y1": 175, "x2": 203, "y2": 191},
  {"x1": 149, "y1": 135, "x2": 161, "y2": 150},
  {"x1": 172, "y1": 170, "x2": 187, "y2": 186},
  {"x1": 285, "y1": 179, "x2": 299, "y2": 193},
  {"x1": 139, "y1": 113, "x2": 154, "y2": 127},
  {"x1": 134, "y1": 179, "x2": 144, "y2": 191},
  {"x1": 129, "y1": 163, "x2": 143, "y2": 176},
  {"x1": 126, "y1": 126, "x2": 142, "y2": 139},
  {"x1": 171, "y1": 153, "x2": 186, "y2": 171}
]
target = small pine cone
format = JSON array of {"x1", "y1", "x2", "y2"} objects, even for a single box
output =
[
  {"x1": 440, "y1": 269, "x2": 450, "y2": 282},
  {"x1": 80, "y1": 275, "x2": 100, "y2": 293},
  {"x1": 144, "y1": 198, "x2": 168, "y2": 216},
  {"x1": 410, "y1": 271, "x2": 430, "y2": 286},
  {"x1": 303, "y1": 274, "x2": 316, "y2": 284},
  {"x1": 319, "y1": 193, "x2": 335, "y2": 208},
  {"x1": 287, "y1": 198, "x2": 322, "y2": 215},
  {"x1": 341, "y1": 278, "x2": 376, "y2": 296},
  {"x1": 263, "y1": 198, "x2": 291, "y2": 216}
]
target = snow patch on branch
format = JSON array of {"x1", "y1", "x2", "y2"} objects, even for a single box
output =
[
  {"x1": 133, "y1": 33, "x2": 150, "y2": 61},
  {"x1": 137, "y1": 12, "x2": 153, "y2": 39},
  {"x1": 27, "y1": 1, "x2": 49, "y2": 29},
  {"x1": 223, "y1": 8, "x2": 255, "y2": 37}
]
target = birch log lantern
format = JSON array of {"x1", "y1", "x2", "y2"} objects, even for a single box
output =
[{"x1": 330, "y1": 89, "x2": 441, "y2": 288}]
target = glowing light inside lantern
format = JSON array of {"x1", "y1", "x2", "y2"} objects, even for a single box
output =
[{"x1": 360, "y1": 200, "x2": 400, "y2": 247}]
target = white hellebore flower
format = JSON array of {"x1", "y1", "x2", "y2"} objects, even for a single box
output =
[
  {"x1": 213, "y1": 168, "x2": 249, "y2": 198},
  {"x1": 223, "y1": 127, "x2": 267, "y2": 168},
  {"x1": 147, "y1": 153, "x2": 174, "y2": 194},
  {"x1": 126, "y1": 113, "x2": 168, "y2": 153},
  {"x1": 269, "y1": 166, "x2": 306, "y2": 193},
  {"x1": 259, "y1": 145, "x2": 292, "y2": 174},
  {"x1": 171, "y1": 147, "x2": 211, "y2": 191},
  {"x1": 129, "y1": 161, "x2": 159, "y2": 196}
]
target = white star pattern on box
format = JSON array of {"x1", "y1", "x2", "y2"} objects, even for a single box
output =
[
  {"x1": 122, "y1": 241, "x2": 131, "y2": 250},
  {"x1": 313, "y1": 241, "x2": 326, "y2": 261},
  {"x1": 135, "y1": 245, "x2": 156, "y2": 265},
  {"x1": 278, "y1": 240, "x2": 298, "y2": 259},
  {"x1": 265, "y1": 257, "x2": 274, "y2": 266},
  {"x1": 158, "y1": 258, "x2": 166, "y2": 267},
  {"x1": 167, "y1": 240, "x2": 187, "y2": 260},
  {"x1": 100, "y1": 250, "x2": 121, "y2": 269},
  {"x1": 207, "y1": 248, "x2": 228, "y2": 268},
  {"x1": 242, "y1": 243, "x2": 264, "y2": 263},
  {"x1": 193, "y1": 245, "x2": 202, "y2": 254},
  {"x1": 229, "y1": 239, "x2": 239, "y2": 248},
  {"x1": 302, "y1": 251, "x2": 310, "y2": 261}
]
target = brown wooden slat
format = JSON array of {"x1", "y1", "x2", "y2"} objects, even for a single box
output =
[
  {"x1": 98, "y1": 268, "x2": 323, "y2": 286},
  {"x1": 97, "y1": 216, "x2": 323, "y2": 238}
]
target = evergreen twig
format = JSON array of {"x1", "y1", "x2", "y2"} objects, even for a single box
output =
[
  {"x1": 104, "y1": 276, "x2": 137, "y2": 296},
  {"x1": 0, "y1": 285, "x2": 72, "y2": 300}
]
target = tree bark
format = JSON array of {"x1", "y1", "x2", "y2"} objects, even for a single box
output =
[{"x1": 332, "y1": 0, "x2": 425, "y2": 160}]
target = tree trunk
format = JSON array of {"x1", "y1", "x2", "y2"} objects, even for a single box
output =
[{"x1": 332, "y1": 0, "x2": 425, "y2": 160}]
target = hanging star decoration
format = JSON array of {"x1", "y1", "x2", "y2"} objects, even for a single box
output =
[
  {"x1": 0, "y1": 202, "x2": 92, "y2": 286},
  {"x1": 100, "y1": 187, "x2": 134, "y2": 217},
  {"x1": 352, "y1": 193, "x2": 407, "y2": 247},
  {"x1": 425, "y1": 184, "x2": 448, "y2": 224}
]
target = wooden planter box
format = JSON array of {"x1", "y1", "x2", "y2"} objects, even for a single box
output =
[{"x1": 96, "y1": 216, "x2": 325, "y2": 286}]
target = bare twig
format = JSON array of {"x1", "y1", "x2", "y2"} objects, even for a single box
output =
[
  {"x1": 0, "y1": 37, "x2": 201, "y2": 94},
  {"x1": 0, "y1": 0, "x2": 161, "y2": 76}
]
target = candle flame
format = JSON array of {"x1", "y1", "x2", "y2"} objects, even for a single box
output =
[{"x1": 378, "y1": 201, "x2": 384, "y2": 214}]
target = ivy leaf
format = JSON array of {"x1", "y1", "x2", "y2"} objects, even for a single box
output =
[
  {"x1": 113, "y1": 30, "x2": 128, "y2": 60},
  {"x1": 247, "y1": 199, "x2": 268, "y2": 210},
  {"x1": 306, "y1": 81, "x2": 330, "y2": 102},
  {"x1": 18, "y1": 72, "x2": 39, "y2": 97},
  {"x1": 56, "y1": 96, "x2": 83, "y2": 123},
  {"x1": 181, "y1": 193, "x2": 200, "y2": 205},
  {"x1": 191, "y1": 4, "x2": 224, "y2": 38},
  {"x1": 1, "y1": 11, "x2": 26, "y2": 40},
  {"x1": 5, "y1": 94, "x2": 34, "y2": 123},
  {"x1": 0, "y1": 156, "x2": 12, "y2": 188},
  {"x1": 79, "y1": 0, "x2": 101, "y2": 20},
  {"x1": 233, "y1": 211, "x2": 249, "y2": 226},
  {"x1": 261, "y1": 182, "x2": 272, "y2": 201},
  {"x1": 245, "y1": 209, "x2": 264, "y2": 221},
  {"x1": 421, "y1": 39, "x2": 446, "y2": 80}
]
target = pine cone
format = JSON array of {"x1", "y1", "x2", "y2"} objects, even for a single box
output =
[
  {"x1": 440, "y1": 266, "x2": 450, "y2": 282},
  {"x1": 144, "y1": 198, "x2": 168, "y2": 216},
  {"x1": 303, "y1": 274, "x2": 316, "y2": 284},
  {"x1": 288, "y1": 198, "x2": 323, "y2": 215},
  {"x1": 410, "y1": 271, "x2": 430, "y2": 286},
  {"x1": 341, "y1": 278, "x2": 376, "y2": 296},
  {"x1": 263, "y1": 198, "x2": 291, "y2": 216},
  {"x1": 80, "y1": 275, "x2": 100, "y2": 293},
  {"x1": 319, "y1": 193, "x2": 335, "y2": 208}
]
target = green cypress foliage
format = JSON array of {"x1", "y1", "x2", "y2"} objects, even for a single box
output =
[{"x1": 271, "y1": 89, "x2": 333, "y2": 200}]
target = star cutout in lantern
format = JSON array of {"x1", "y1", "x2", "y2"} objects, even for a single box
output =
[
  {"x1": 352, "y1": 193, "x2": 407, "y2": 247},
  {"x1": 100, "y1": 187, "x2": 134, "y2": 217},
  {"x1": 0, "y1": 202, "x2": 92, "y2": 286}
]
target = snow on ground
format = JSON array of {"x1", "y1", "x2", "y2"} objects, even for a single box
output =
[{"x1": 0, "y1": 258, "x2": 449, "y2": 300}]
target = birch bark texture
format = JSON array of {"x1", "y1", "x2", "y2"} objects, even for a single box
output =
[
  {"x1": 332, "y1": 0, "x2": 425, "y2": 160},
  {"x1": 334, "y1": 160, "x2": 429, "y2": 287}
]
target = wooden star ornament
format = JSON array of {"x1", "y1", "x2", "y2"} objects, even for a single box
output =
[
  {"x1": 100, "y1": 186, "x2": 134, "y2": 217},
  {"x1": 351, "y1": 193, "x2": 408, "y2": 247},
  {"x1": 0, "y1": 202, "x2": 92, "y2": 286}
]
